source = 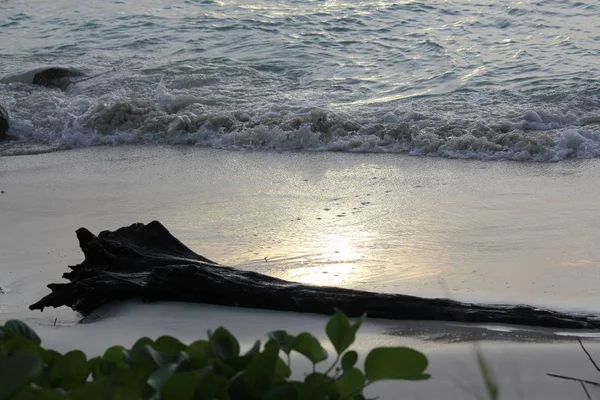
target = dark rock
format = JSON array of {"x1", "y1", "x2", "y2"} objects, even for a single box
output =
[
  {"x1": 32, "y1": 67, "x2": 83, "y2": 90},
  {"x1": 30, "y1": 221, "x2": 600, "y2": 329},
  {"x1": 0, "y1": 104, "x2": 8, "y2": 140}
]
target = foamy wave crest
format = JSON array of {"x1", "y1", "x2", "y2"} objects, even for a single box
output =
[{"x1": 3, "y1": 85, "x2": 600, "y2": 161}]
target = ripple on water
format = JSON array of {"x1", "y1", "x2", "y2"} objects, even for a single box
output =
[{"x1": 0, "y1": 0, "x2": 599, "y2": 160}]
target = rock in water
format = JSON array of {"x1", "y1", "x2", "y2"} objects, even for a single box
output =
[
  {"x1": 0, "y1": 104, "x2": 8, "y2": 140},
  {"x1": 30, "y1": 221, "x2": 600, "y2": 329},
  {"x1": 32, "y1": 67, "x2": 83, "y2": 90}
]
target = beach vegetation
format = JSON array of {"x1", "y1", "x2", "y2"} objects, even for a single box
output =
[{"x1": 0, "y1": 310, "x2": 430, "y2": 400}]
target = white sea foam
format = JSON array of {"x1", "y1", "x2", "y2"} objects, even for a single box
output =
[{"x1": 2, "y1": 80, "x2": 600, "y2": 161}]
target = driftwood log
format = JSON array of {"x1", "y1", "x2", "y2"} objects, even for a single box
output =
[
  {"x1": 0, "y1": 104, "x2": 8, "y2": 140},
  {"x1": 30, "y1": 221, "x2": 600, "y2": 329}
]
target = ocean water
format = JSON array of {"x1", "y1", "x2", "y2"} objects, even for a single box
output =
[{"x1": 1, "y1": 0, "x2": 600, "y2": 160}]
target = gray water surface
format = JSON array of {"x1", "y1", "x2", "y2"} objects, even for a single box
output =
[{"x1": 1, "y1": 0, "x2": 600, "y2": 160}]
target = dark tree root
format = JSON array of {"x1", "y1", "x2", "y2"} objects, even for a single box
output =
[{"x1": 30, "y1": 221, "x2": 600, "y2": 329}]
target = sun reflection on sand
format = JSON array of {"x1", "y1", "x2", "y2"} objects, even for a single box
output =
[
  {"x1": 286, "y1": 263, "x2": 358, "y2": 286},
  {"x1": 272, "y1": 214, "x2": 449, "y2": 290},
  {"x1": 280, "y1": 228, "x2": 371, "y2": 286},
  {"x1": 278, "y1": 223, "x2": 442, "y2": 289},
  {"x1": 157, "y1": 192, "x2": 445, "y2": 293}
]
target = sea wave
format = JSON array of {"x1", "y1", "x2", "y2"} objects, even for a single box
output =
[
  {"x1": 2, "y1": 81, "x2": 600, "y2": 161},
  {"x1": 2, "y1": 0, "x2": 600, "y2": 161}
]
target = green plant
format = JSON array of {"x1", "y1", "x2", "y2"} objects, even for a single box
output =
[
  {"x1": 474, "y1": 344, "x2": 498, "y2": 400},
  {"x1": 0, "y1": 310, "x2": 431, "y2": 400}
]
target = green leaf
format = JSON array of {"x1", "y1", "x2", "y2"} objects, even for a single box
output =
[
  {"x1": 147, "y1": 363, "x2": 178, "y2": 392},
  {"x1": 127, "y1": 337, "x2": 154, "y2": 366},
  {"x1": 227, "y1": 371, "x2": 249, "y2": 400},
  {"x1": 83, "y1": 358, "x2": 101, "y2": 382},
  {"x1": 143, "y1": 344, "x2": 178, "y2": 367},
  {"x1": 154, "y1": 336, "x2": 186, "y2": 355},
  {"x1": 130, "y1": 337, "x2": 154, "y2": 354},
  {"x1": 192, "y1": 369, "x2": 229, "y2": 400},
  {"x1": 211, "y1": 358, "x2": 236, "y2": 379},
  {"x1": 42, "y1": 349, "x2": 63, "y2": 367},
  {"x1": 114, "y1": 345, "x2": 160, "y2": 386},
  {"x1": 0, "y1": 351, "x2": 43, "y2": 400},
  {"x1": 264, "y1": 383, "x2": 300, "y2": 400},
  {"x1": 186, "y1": 340, "x2": 212, "y2": 366},
  {"x1": 68, "y1": 377, "x2": 138, "y2": 400},
  {"x1": 1, "y1": 334, "x2": 42, "y2": 356},
  {"x1": 3, "y1": 320, "x2": 41, "y2": 345},
  {"x1": 101, "y1": 346, "x2": 128, "y2": 367},
  {"x1": 244, "y1": 340, "x2": 280, "y2": 397},
  {"x1": 92, "y1": 356, "x2": 132, "y2": 382},
  {"x1": 27, "y1": 386, "x2": 68, "y2": 400},
  {"x1": 50, "y1": 350, "x2": 89, "y2": 390},
  {"x1": 350, "y1": 314, "x2": 366, "y2": 336},
  {"x1": 228, "y1": 340, "x2": 262, "y2": 372},
  {"x1": 335, "y1": 368, "x2": 365, "y2": 398},
  {"x1": 274, "y1": 356, "x2": 291, "y2": 381},
  {"x1": 267, "y1": 330, "x2": 296, "y2": 354},
  {"x1": 341, "y1": 351, "x2": 358, "y2": 371},
  {"x1": 300, "y1": 372, "x2": 335, "y2": 400},
  {"x1": 245, "y1": 340, "x2": 261, "y2": 357},
  {"x1": 147, "y1": 349, "x2": 191, "y2": 393},
  {"x1": 208, "y1": 327, "x2": 240, "y2": 360},
  {"x1": 364, "y1": 347, "x2": 430, "y2": 382},
  {"x1": 35, "y1": 349, "x2": 64, "y2": 387},
  {"x1": 161, "y1": 371, "x2": 202, "y2": 400},
  {"x1": 326, "y1": 310, "x2": 354, "y2": 355},
  {"x1": 291, "y1": 333, "x2": 328, "y2": 364}
]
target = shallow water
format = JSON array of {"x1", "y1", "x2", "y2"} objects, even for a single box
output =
[{"x1": 1, "y1": 0, "x2": 600, "y2": 160}]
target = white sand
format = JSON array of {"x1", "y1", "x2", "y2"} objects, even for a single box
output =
[
  {"x1": 2, "y1": 146, "x2": 600, "y2": 399},
  {"x1": 31, "y1": 301, "x2": 600, "y2": 400}
]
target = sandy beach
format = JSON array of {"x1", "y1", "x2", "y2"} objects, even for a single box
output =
[
  {"x1": 3, "y1": 146, "x2": 600, "y2": 399},
  {"x1": 3, "y1": 0, "x2": 600, "y2": 397}
]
